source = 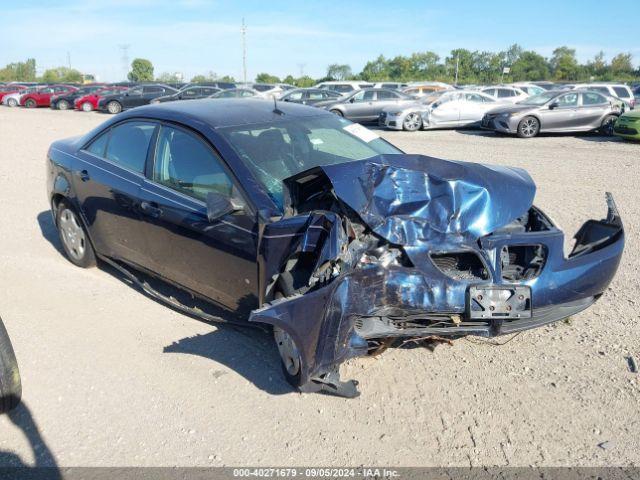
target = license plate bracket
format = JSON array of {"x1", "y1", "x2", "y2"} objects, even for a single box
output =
[{"x1": 468, "y1": 285, "x2": 532, "y2": 319}]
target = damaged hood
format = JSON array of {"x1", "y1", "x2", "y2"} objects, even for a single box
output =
[{"x1": 289, "y1": 154, "x2": 536, "y2": 247}]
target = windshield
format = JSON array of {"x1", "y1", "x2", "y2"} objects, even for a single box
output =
[
  {"x1": 218, "y1": 115, "x2": 402, "y2": 209},
  {"x1": 517, "y1": 92, "x2": 558, "y2": 106}
]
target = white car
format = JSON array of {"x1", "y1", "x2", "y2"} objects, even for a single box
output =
[
  {"x1": 372, "y1": 82, "x2": 407, "y2": 90},
  {"x1": 567, "y1": 83, "x2": 635, "y2": 109},
  {"x1": 480, "y1": 86, "x2": 529, "y2": 104},
  {"x1": 509, "y1": 83, "x2": 546, "y2": 96},
  {"x1": 380, "y1": 90, "x2": 498, "y2": 131},
  {"x1": 315, "y1": 81, "x2": 373, "y2": 94},
  {"x1": 2, "y1": 91, "x2": 26, "y2": 107}
]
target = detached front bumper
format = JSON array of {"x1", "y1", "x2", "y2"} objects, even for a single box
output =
[{"x1": 250, "y1": 194, "x2": 624, "y2": 395}]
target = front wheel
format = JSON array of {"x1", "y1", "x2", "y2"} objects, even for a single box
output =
[
  {"x1": 600, "y1": 114, "x2": 618, "y2": 136},
  {"x1": 403, "y1": 112, "x2": 422, "y2": 131},
  {"x1": 273, "y1": 326, "x2": 303, "y2": 388},
  {"x1": 0, "y1": 317, "x2": 21, "y2": 413},
  {"x1": 56, "y1": 201, "x2": 96, "y2": 268},
  {"x1": 81, "y1": 102, "x2": 93, "y2": 112},
  {"x1": 7, "y1": 98, "x2": 18, "y2": 107},
  {"x1": 106, "y1": 101, "x2": 122, "y2": 114},
  {"x1": 329, "y1": 109, "x2": 343, "y2": 117},
  {"x1": 57, "y1": 99, "x2": 70, "y2": 110},
  {"x1": 517, "y1": 116, "x2": 540, "y2": 138}
]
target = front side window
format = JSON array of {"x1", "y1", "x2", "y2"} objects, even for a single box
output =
[
  {"x1": 182, "y1": 88, "x2": 200, "y2": 97},
  {"x1": 153, "y1": 126, "x2": 233, "y2": 201},
  {"x1": 363, "y1": 90, "x2": 376, "y2": 101},
  {"x1": 128, "y1": 87, "x2": 143, "y2": 95},
  {"x1": 105, "y1": 121, "x2": 156, "y2": 173},
  {"x1": 557, "y1": 93, "x2": 578, "y2": 107},
  {"x1": 465, "y1": 93, "x2": 487, "y2": 103},
  {"x1": 219, "y1": 116, "x2": 401, "y2": 208},
  {"x1": 143, "y1": 86, "x2": 162, "y2": 94},
  {"x1": 286, "y1": 91, "x2": 304, "y2": 101},
  {"x1": 85, "y1": 131, "x2": 109, "y2": 157},
  {"x1": 308, "y1": 91, "x2": 324, "y2": 100}
]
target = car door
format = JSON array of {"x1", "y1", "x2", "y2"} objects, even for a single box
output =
[
  {"x1": 460, "y1": 93, "x2": 492, "y2": 124},
  {"x1": 343, "y1": 90, "x2": 375, "y2": 121},
  {"x1": 180, "y1": 87, "x2": 202, "y2": 100},
  {"x1": 72, "y1": 120, "x2": 157, "y2": 268},
  {"x1": 577, "y1": 92, "x2": 610, "y2": 129},
  {"x1": 137, "y1": 124, "x2": 258, "y2": 311},
  {"x1": 141, "y1": 86, "x2": 165, "y2": 105},
  {"x1": 122, "y1": 86, "x2": 144, "y2": 108},
  {"x1": 538, "y1": 92, "x2": 580, "y2": 130},
  {"x1": 430, "y1": 93, "x2": 462, "y2": 125}
]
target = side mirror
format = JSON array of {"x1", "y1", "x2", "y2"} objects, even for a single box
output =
[
  {"x1": 206, "y1": 191, "x2": 244, "y2": 221},
  {"x1": 349, "y1": 98, "x2": 355, "y2": 103},
  {"x1": 283, "y1": 98, "x2": 291, "y2": 102},
  {"x1": 125, "y1": 92, "x2": 130, "y2": 96},
  {"x1": 549, "y1": 102, "x2": 559, "y2": 110}
]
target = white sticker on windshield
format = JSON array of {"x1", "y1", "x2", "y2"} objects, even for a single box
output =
[
  {"x1": 310, "y1": 138, "x2": 324, "y2": 145},
  {"x1": 343, "y1": 123, "x2": 380, "y2": 143}
]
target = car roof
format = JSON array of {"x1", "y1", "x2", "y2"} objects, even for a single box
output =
[{"x1": 120, "y1": 98, "x2": 332, "y2": 128}]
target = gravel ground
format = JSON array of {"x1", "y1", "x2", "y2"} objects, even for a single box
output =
[{"x1": 0, "y1": 107, "x2": 638, "y2": 468}]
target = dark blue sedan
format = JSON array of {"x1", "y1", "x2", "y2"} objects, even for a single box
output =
[{"x1": 47, "y1": 99, "x2": 624, "y2": 397}]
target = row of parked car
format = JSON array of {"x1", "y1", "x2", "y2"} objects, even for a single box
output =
[{"x1": 2, "y1": 79, "x2": 639, "y2": 140}]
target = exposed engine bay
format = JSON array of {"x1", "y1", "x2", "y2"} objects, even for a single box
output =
[{"x1": 250, "y1": 155, "x2": 624, "y2": 398}]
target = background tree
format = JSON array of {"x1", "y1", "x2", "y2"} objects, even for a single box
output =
[
  {"x1": 510, "y1": 51, "x2": 550, "y2": 81},
  {"x1": 156, "y1": 72, "x2": 182, "y2": 83},
  {"x1": 326, "y1": 64, "x2": 352, "y2": 81},
  {"x1": 550, "y1": 47, "x2": 579, "y2": 80},
  {"x1": 127, "y1": 58, "x2": 154, "y2": 82},
  {"x1": 610, "y1": 53, "x2": 634, "y2": 77},
  {"x1": 255, "y1": 72, "x2": 281, "y2": 83},
  {"x1": 40, "y1": 67, "x2": 83, "y2": 83},
  {"x1": 0, "y1": 58, "x2": 37, "y2": 82}
]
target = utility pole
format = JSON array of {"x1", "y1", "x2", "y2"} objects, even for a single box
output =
[
  {"x1": 66, "y1": 51, "x2": 71, "y2": 69},
  {"x1": 241, "y1": 18, "x2": 247, "y2": 84},
  {"x1": 297, "y1": 63, "x2": 306, "y2": 78},
  {"x1": 454, "y1": 55, "x2": 459, "y2": 85},
  {"x1": 118, "y1": 44, "x2": 130, "y2": 81}
]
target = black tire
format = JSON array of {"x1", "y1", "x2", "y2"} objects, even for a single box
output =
[
  {"x1": 273, "y1": 325, "x2": 303, "y2": 388},
  {"x1": 57, "y1": 99, "x2": 70, "y2": 110},
  {"x1": 24, "y1": 99, "x2": 36, "y2": 109},
  {"x1": 517, "y1": 116, "x2": 540, "y2": 138},
  {"x1": 0, "y1": 317, "x2": 21, "y2": 414},
  {"x1": 329, "y1": 109, "x2": 343, "y2": 117},
  {"x1": 56, "y1": 200, "x2": 96, "y2": 268},
  {"x1": 600, "y1": 114, "x2": 618, "y2": 136},
  {"x1": 106, "y1": 101, "x2": 122, "y2": 114}
]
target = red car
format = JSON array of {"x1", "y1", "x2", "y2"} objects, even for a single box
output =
[
  {"x1": 20, "y1": 85, "x2": 78, "y2": 108},
  {"x1": 0, "y1": 84, "x2": 27, "y2": 102},
  {"x1": 74, "y1": 86, "x2": 128, "y2": 112}
]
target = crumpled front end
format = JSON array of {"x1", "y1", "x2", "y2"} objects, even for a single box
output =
[{"x1": 249, "y1": 155, "x2": 624, "y2": 397}]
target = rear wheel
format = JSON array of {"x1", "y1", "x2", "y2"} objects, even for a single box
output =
[
  {"x1": 517, "y1": 116, "x2": 539, "y2": 138},
  {"x1": 7, "y1": 98, "x2": 18, "y2": 107},
  {"x1": 57, "y1": 99, "x2": 70, "y2": 110},
  {"x1": 56, "y1": 200, "x2": 96, "y2": 268},
  {"x1": 24, "y1": 99, "x2": 36, "y2": 108},
  {"x1": 330, "y1": 109, "x2": 343, "y2": 117},
  {"x1": 403, "y1": 112, "x2": 422, "y2": 131},
  {"x1": 107, "y1": 101, "x2": 122, "y2": 114},
  {"x1": 0, "y1": 317, "x2": 21, "y2": 414},
  {"x1": 81, "y1": 102, "x2": 93, "y2": 112},
  {"x1": 600, "y1": 114, "x2": 618, "y2": 136}
]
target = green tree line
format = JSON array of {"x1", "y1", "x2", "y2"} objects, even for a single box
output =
[{"x1": 3, "y1": 45, "x2": 638, "y2": 86}]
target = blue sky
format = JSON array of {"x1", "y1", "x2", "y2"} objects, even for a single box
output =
[{"x1": 2, "y1": 0, "x2": 638, "y2": 82}]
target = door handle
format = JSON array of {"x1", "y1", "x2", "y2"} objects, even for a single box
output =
[
  {"x1": 140, "y1": 201, "x2": 163, "y2": 218},
  {"x1": 79, "y1": 169, "x2": 90, "y2": 182}
]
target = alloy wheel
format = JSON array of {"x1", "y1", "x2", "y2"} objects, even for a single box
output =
[
  {"x1": 58, "y1": 100, "x2": 70, "y2": 110},
  {"x1": 520, "y1": 117, "x2": 539, "y2": 137},
  {"x1": 59, "y1": 208, "x2": 86, "y2": 261},
  {"x1": 403, "y1": 112, "x2": 422, "y2": 131},
  {"x1": 81, "y1": 102, "x2": 93, "y2": 112}
]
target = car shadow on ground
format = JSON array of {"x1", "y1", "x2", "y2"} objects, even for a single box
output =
[
  {"x1": 36, "y1": 210, "x2": 294, "y2": 396},
  {"x1": 453, "y1": 128, "x2": 624, "y2": 143},
  {"x1": 0, "y1": 402, "x2": 61, "y2": 478}
]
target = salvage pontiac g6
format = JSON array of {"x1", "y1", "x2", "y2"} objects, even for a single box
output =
[{"x1": 46, "y1": 99, "x2": 624, "y2": 397}]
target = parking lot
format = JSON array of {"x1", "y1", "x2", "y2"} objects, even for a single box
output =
[{"x1": 0, "y1": 107, "x2": 638, "y2": 467}]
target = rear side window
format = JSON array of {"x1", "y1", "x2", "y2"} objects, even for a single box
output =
[
  {"x1": 105, "y1": 121, "x2": 156, "y2": 173},
  {"x1": 497, "y1": 89, "x2": 514, "y2": 98},
  {"x1": 376, "y1": 90, "x2": 398, "y2": 99},
  {"x1": 86, "y1": 131, "x2": 109, "y2": 157},
  {"x1": 582, "y1": 92, "x2": 607, "y2": 105},
  {"x1": 153, "y1": 126, "x2": 233, "y2": 201},
  {"x1": 592, "y1": 86, "x2": 610, "y2": 95},
  {"x1": 612, "y1": 86, "x2": 630, "y2": 99}
]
